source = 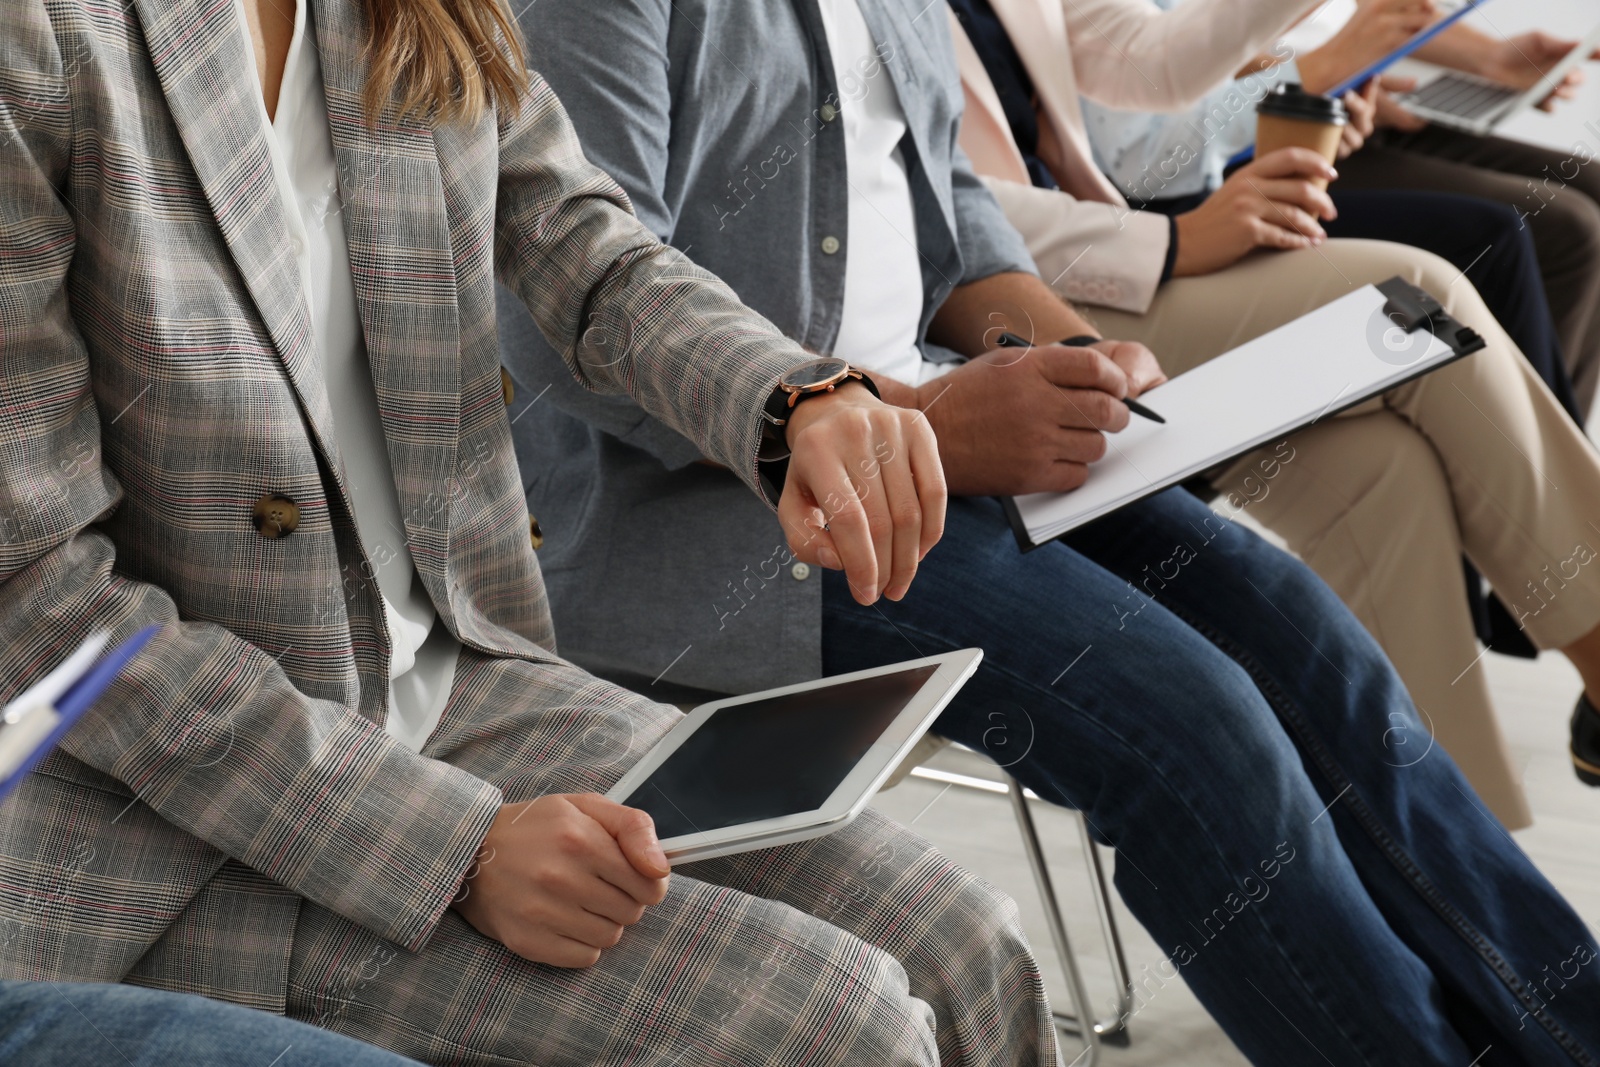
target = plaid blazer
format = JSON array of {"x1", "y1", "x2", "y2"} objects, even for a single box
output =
[{"x1": 0, "y1": 0, "x2": 811, "y2": 1000}]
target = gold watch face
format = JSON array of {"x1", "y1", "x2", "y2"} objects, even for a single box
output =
[{"x1": 782, "y1": 358, "x2": 849, "y2": 390}]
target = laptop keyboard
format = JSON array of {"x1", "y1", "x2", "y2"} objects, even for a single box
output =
[{"x1": 1405, "y1": 73, "x2": 1519, "y2": 121}]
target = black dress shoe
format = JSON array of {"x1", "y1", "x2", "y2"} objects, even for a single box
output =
[{"x1": 1572, "y1": 694, "x2": 1600, "y2": 786}]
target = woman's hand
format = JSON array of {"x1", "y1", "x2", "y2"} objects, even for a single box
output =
[
  {"x1": 1173, "y1": 148, "x2": 1338, "y2": 277},
  {"x1": 779, "y1": 383, "x2": 946, "y2": 606},
  {"x1": 1337, "y1": 80, "x2": 1379, "y2": 159},
  {"x1": 1298, "y1": 0, "x2": 1438, "y2": 95},
  {"x1": 452, "y1": 794, "x2": 671, "y2": 968},
  {"x1": 1373, "y1": 74, "x2": 1429, "y2": 132}
]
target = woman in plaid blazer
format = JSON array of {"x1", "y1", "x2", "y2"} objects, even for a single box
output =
[{"x1": 0, "y1": 1, "x2": 1057, "y2": 1064}]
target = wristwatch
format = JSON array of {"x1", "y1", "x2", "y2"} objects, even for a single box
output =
[
  {"x1": 771, "y1": 357, "x2": 877, "y2": 413},
  {"x1": 756, "y1": 357, "x2": 881, "y2": 500}
]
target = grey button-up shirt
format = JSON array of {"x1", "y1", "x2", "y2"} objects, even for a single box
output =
[{"x1": 500, "y1": 0, "x2": 1037, "y2": 697}]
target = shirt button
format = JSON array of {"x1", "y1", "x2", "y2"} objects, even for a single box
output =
[
  {"x1": 820, "y1": 236, "x2": 841, "y2": 255},
  {"x1": 790, "y1": 562, "x2": 811, "y2": 581},
  {"x1": 819, "y1": 103, "x2": 839, "y2": 122},
  {"x1": 529, "y1": 515, "x2": 544, "y2": 550},
  {"x1": 501, "y1": 367, "x2": 515, "y2": 406},
  {"x1": 251, "y1": 494, "x2": 300, "y2": 539},
  {"x1": 290, "y1": 236, "x2": 306, "y2": 257}
]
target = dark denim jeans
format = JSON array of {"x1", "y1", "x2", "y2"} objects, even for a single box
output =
[
  {"x1": 0, "y1": 981, "x2": 421, "y2": 1066},
  {"x1": 823, "y1": 489, "x2": 1600, "y2": 1066}
]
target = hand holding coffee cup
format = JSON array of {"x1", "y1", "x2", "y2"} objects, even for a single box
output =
[
  {"x1": 1256, "y1": 84, "x2": 1348, "y2": 190},
  {"x1": 1172, "y1": 148, "x2": 1336, "y2": 276}
]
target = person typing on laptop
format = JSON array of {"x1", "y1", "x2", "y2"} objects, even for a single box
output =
[
  {"x1": 500, "y1": 0, "x2": 1600, "y2": 1060},
  {"x1": 1288, "y1": 0, "x2": 1600, "y2": 415}
]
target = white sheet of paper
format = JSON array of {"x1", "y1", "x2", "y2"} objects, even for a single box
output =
[{"x1": 1012, "y1": 285, "x2": 1461, "y2": 544}]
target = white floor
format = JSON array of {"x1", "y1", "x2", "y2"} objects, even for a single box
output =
[{"x1": 873, "y1": 5, "x2": 1600, "y2": 1059}]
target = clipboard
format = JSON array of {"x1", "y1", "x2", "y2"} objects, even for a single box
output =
[
  {"x1": 0, "y1": 626, "x2": 160, "y2": 801},
  {"x1": 1225, "y1": 0, "x2": 1489, "y2": 170},
  {"x1": 1325, "y1": 0, "x2": 1489, "y2": 98},
  {"x1": 1001, "y1": 277, "x2": 1485, "y2": 551}
]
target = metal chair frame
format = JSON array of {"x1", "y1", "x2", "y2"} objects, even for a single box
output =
[{"x1": 907, "y1": 765, "x2": 1134, "y2": 1066}]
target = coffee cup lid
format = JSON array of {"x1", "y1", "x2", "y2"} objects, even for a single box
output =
[{"x1": 1257, "y1": 83, "x2": 1347, "y2": 126}]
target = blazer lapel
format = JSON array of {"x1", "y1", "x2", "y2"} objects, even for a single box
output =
[
  {"x1": 310, "y1": 0, "x2": 462, "y2": 582},
  {"x1": 946, "y1": 9, "x2": 1033, "y2": 186},
  {"x1": 988, "y1": 0, "x2": 1072, "y2": 127},
  {"x1": 129, "y1": 0, "x2": 336, "y2": 434},
  {"x1": 988, "y1": 0, "x2": 1127, "y2": 205}
]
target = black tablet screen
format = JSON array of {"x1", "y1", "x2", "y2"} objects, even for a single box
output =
[{"x1": 622, "y1": 665, "x2": 940, "y2": 840}]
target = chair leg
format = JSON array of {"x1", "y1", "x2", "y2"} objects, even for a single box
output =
[
  {"x1": 904, "y1": 762, "x2": 1138, "y2": 1053},
  {"x1": 1008, "y1": 777, "x2": 1100, "y2": 1066},
  {"x1": 1076, "y1": 811, "x2": 1134, "y2": 1037}
]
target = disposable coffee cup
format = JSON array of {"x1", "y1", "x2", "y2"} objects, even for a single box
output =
[{"x1": 1255, "y1": 84, "x2": 1346, "y2": 190}]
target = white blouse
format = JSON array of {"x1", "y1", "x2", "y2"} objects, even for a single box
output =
[{"x1": 235, "y1": 0, "x2": 458, "y2": 751}]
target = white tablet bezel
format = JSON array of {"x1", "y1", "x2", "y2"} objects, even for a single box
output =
[{"x1": 606, "y1": 649, "x2": 984, "y2": 864}]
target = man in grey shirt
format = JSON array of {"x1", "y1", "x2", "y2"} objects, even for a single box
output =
[{"x1": 499, "y1": 0, "x2": 1600, "y2": 1061}]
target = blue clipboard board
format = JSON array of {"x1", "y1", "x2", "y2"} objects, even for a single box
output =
[
  {"x1": 1227, "y1": 0, "x2": 1490, "y2": 170},
  {"x1": 0, "y1": 625, "x2": 161, "y2": 802},
  {"x1": 1326, "y1": 0, "x2": 1489, "y2": 98}
]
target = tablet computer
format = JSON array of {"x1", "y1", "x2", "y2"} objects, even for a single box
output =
[{"x1": 606, "y1": 649, "x2": 983, "y2": 864}]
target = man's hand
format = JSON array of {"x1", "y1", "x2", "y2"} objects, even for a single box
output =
[
  {"x1": 1090, "y1": 339, "x2": 1167, "y2": 399},
  {"x1": 909, "y1": 341, "x2": 1142, "y2": 497},
  {"x1": 1173, "y1": 148, "x2": 1338, "y2": 277},
  {"x1": 452, "y1": 794, "x2": 671, "y2": 969},
  {"x1": 778, "y1": 382, "x2": 946, "y2": 605},
  {"x1": 1479, "y1": 32, "x2": 1596, "y2": 110},
  {"x1": 1298, "y1": 0, "x2": 1438, "y2": 95}
]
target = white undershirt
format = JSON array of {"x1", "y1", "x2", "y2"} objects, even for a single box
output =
[
  {"x1": 817, "y1": 0, "x2": 952, "y2": 388},
  {"x1": 237, "y1": 0, "x2": 458, "y2": 751}
]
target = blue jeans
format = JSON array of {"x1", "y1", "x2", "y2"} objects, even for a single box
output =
[
  {"x1": 0, "y1": 981, "x2": 421, "y2": 1066},
  {"x1": 823, "y1": 490, "x2": 1600, "y2": 1066}
]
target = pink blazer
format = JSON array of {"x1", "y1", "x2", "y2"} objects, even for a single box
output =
[{"x1": 951, "y1": 0, "x2": 1309, "y2": 312}]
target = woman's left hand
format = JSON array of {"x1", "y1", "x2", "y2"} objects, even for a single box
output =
[{"x1": 778, "y1": 383, "x2": 947, "y2": 605}]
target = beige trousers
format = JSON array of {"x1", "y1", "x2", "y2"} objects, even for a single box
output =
[{"x1": 1084, "y1": 239, "x2": 1600, "y2": 830}]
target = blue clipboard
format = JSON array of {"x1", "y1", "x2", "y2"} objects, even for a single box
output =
[
  {"x1": 1227, "y1": 0, "x2": 1490, "y2": 170},
  {"x1": 0, "y1": 625, "x2": 161, "y2": 801},
  {"x1": 1325, "y1": 0, "x2": 1490, "y2": 98}
]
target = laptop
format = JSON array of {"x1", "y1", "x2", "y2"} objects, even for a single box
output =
[{"x1": 1396, "y1": 22, "x2": 1600, "y2": 136}]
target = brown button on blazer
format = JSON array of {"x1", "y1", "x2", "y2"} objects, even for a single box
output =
[{"x1": 0, "y1": 0, "x2": 812, "y2": 1007}]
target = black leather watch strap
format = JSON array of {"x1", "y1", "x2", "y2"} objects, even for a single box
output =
[{"x1": 756, "y1": 368, "x2": 880, "y2": 503}]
